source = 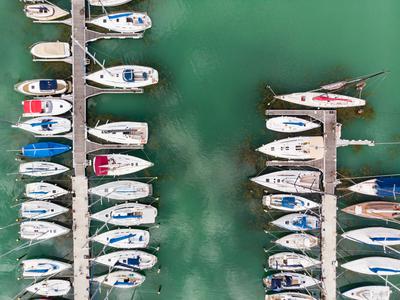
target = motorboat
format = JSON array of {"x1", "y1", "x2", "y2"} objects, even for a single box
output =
[
  {"x1": 12, "y1": 117, "x2": 71, "y2": 135},
  {"x1": 93, "y1": 250, "x2": 157, "y2": 270},
  {"x1": 86, "y1": 65, "x2": 158, "y2": 89},
  {"x1": 275, "y1": 233, "x2": 319, "y2": 251},
  {"x1": 22, "y1": 98, "x2": 72, "y2": 117},
  {"x1": 89, "y1": 180, "x2": 152, "y2": 200},
  {"x1": 19, "y1": 161, "x2": 69, "y2": 177},
  {"x1": 342, "y1": 285, "x2": 391, "y2": 300},
  {"x1": 251, "y1": 171, "x2": 321, "y2": 193},
  {"x1": 20, "y1": 221, "x2": 70, "y2": 240},
  {"x1": 92, "y1": 229, "x2": 150, "y2": 249},
  {"x1": 88, "y1": 121, "x2": 148, "y2": 145},
  {"x1": 91, "y1": 203, "x2": 157, "y2": 226},
  {"x1": 342, "y1": 201, "x2": 400, "y2": 220},
  {"x1": 22, "y1": 258, "x2": 71, "y2": 278},
  {"x1": 263, "y1": 194, "x2": 319, "y2": 212},
  {"x1": 21, "y1": 142, "x2": 71, "y2": 158},
  {"x1": 265, "y1": 292, "x2": 317, "y2": 300},
  {"x1": 15, "y1": 79, "x2": 69, "y2": 96},
  {"x1": 271, "y1": 213, "x2": 320, "y2": 231},
  {"x1": 266, "y1": 116, "x2": 320, "y2": 133},
  {"x1": 30, "y1": 42, "x2": 70, "y2": 59},
  {"x1": 88, "y1": 0, "x2": 132, "y2": 6},
  {"x1": 342, "y1": 227, "x2": 400, "y2": 246},
  {"x1": 342, "y1": 256, "x2": 400, "y2": 275},
  {"x1": 263, "y1": 272, "x2": 320, "y2": 291},
  {"x1": 257, "y1": 137, "x2": 324, "y2": 160},
  {"x1": 24, "y1": 3, "x2": 69, "y2": 21},
  {"x1": 268, "y1": 252, "x2": 320, "y2": 271},
  {"x1": 25, "y1": 182, "x2": 69, "y2": 200},
  {"x1": 89, "y1": 12, "x2": 152, "y2": 33},
  {"x1": 274, "y1": 92, "x2": 365, "y2": 108},
  {"x1": 93, "y1": 154, "x2": 153, "y2": 176},
  {"x1": 21, "y1": 201, "x2": 68, "y2": 219},
  {"x1": 348, "y1": 177, "x2": 400, "y2": 197},
  {"x1": 26, "y1": 279, "x2": 71, "y2": 297},
  {"x1": 93, "y1": 270, "x2": 145, "y2": 288}
]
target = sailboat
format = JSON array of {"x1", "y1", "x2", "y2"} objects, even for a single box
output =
[
  {"x1": 91, "y1": 203, "x2": 157, "y2": 226},
  {"x1": 265, "y1": 292, "x2": 317, "y2": 300},
  {"x1": 21, "y1": 201, "x2": 68, "y2": 219},
  {"x1": 88, "y1": 121, "x2": 148, "y2": 145},
  {"x1": 342, "y1": 256, "x2": 400, "y2": 275},
  {"x1": 263, "y1": 272, "x2": 320, "y2": 291},
  {"x1": 15, "y1": 79, "x2": 69, "y2": 96},
  {"x1": 12, "y1": 117, "x2": 71, "y2": 135},
  {"x1": 251, "y1": 170, "x2": 321, "y2": 193},
  {"x1": 262, "y1": 194, "x2": 320, "y2": 212},
  {"x1": 89, "y1": 180, "x2": 152, "y2": 200},
  {"x1": 342, "y1": 201, "x2": 400, "y2": 220},
  {"x1": 19, "y1": 161, "x2": 69, "y2": 177},
  {"x1": 93, "y1": 154, "x2": 153, "y2": 176},
  {"x1": 89, "y1": 12, "x2": 152, "y2": 33},
  {"x1": 22, "y1": 98, "x2": 72, "y2": 117},
  {"x1": 30, "y1": 42, "x2": 71, "y2": 59},
  {"x1": 275, "y1": 233, "x2": 319, "y2": 251},
  {"x1": 20, "y1": 221, "x2": 70, "y2": 240},
  {"x1": 93, "y1": 271, "x2": 145, "y2": 288},
  {"x1": 22, "y1": 258, "x2": 71, "y2": 278},
  {"x1": 268, "y1": 252, "x2": 320, "y2": 271},
  {"x1": 25, "y1": 182, "x2": 69, "y2": 200},
  {"x1": 342, "y1": 285, "x2": 391, "y2": 300},
  {"x1": 88, "y1": 0, "x2": 132, "y2": 6},
  {"x1": 342, "y1": 227, "x2": 400, "y2": 246},
  {"x1": 24, "y1": 3, "x2": 69, "y2": 21},
  {"x1": 266, "y1": 116, "x2": 320, "y2": 133},
  {"x1": 257, "y1": 137, "x2": 324, "y2": 160},
  {"x1": 348, "y1": 177, "x2": 400, "y2": 197},
  {"x1": 26, "y1": 279, "x2": 71, "y2": 297},
  {"x1": 93, "y1": 250, "x2": 157, "y2": 270},
  {"x1": 92, "y1": 229, "x2": 150, "y2": 249},
  {"x1": 21, "y1": 142, "x2": 71, "y2": 158},
  {"x1": 271, "y1": 213, "x2": 320, "y2": 231},
  {"x1": 274, "y1": 92, "x2": 365, "y2": 108}
]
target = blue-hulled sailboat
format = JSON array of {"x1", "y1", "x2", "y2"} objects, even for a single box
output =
[{"x1": 348, "y1": 177, "x2": 400, "y2": 197}]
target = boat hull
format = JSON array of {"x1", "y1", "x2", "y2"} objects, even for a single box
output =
[
  {"x1": 342, "y1": 227, "x2": 400, "y2": 246},
  {"x1": 20, "y1": 221, "x2": 70, "y2": 240},
  {"x1": 342, "y1": 257, "x2": 400, "y2": 275},
  {"x1": 21, "y1": 142, "x2": 71, "y2": 158},
  {"x1": 263, "y1": 194, "x2": 319, "y2": 212},
  {"x1": 94, "y1": 250, "x2": 157, "y2": 270},
  {"x1": 13, "y1": 117, "x2": 71, "y2": 135},
  {"x1": 88, "y1": 0, "x2": 132, "y2": 6},
  {"x1": 275, "y1": 233, "x2": 319, "y2": 250},
  {"x1": 25, "y1": 182, "x2": 68, "y2": 200},
  {"x1": 21, "y1": 201, "x2": 68, "y2": 219},
  {"x1": 93, "y1": 154, "x2": 153, "y2": 176},
  {"x1": 22, "y1": 259, "x2": 71, "y2": 278},
  {"x1": 22, "y1": 98, "x2": 72, "y2": 117},
  {"x1": 24, "y1": 4, "x2": 69, "y2": 21},
  {"x1": 342, "y1": 201, "x2": 400, "y2": 220},
  {"x1": 26, "y1": 279, "x2": 71, "y2": 297},
  {"x1": 30, "y1": 42, "x2": 70, "y2": 59},
  {"x1": 94, "y1": 271, "x2": 145, "y2": 288},
  {"x1": 90, "y1": 12, "x2": 152, "y2": 33},
  {"x1": 89, "y1": 180, "x2": 152, "y2": 200},
  {"x1": 275, "y1": 92, "x2": 365, "y2": 108},
  {"x1": 263, "y1": 272, "x2": 320, "y2": 291},
  {"x1": 271, "y1": 213, "x2": 320, "y2": 231},
  {"x1": 92, "y1": 229, "x2": 150, "y2": 249},
  {"x1": 342, "y1": 285, "x2": 391, "y2": 300},
  {"x1": 19, "y1": 161, "x2": 69, "y2": 177},
  {"x1": 266, "y1": 116, "x2": 320, "y2": 133},
  {"x1": 15, "y1": 79, "x2": 68, "y2": 96},
  {"x1": 268, "y1": 252, "x2": 320, "y2": 271},
  {"x1": 88, "y1": 121, "x2": 148, "y2": 145}
]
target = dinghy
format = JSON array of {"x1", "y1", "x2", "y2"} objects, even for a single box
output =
[
  {"x1": 20, "y1": 221, "x2": 70, "y2": 240},
  {"x1": 25, "y1": 182, "x2": 69, "y2": 200},
  {"x1": 271, "y1": 213, "x2": 320, "y2": 231},
  {"x1": 266, "y1": 116, "x2": 320, "y2": 133},
  {"x1": 89, "y1": 12, "x2": 152, "y2": 33},
  {"x1": 26, "y1": 279, "x2": 71, "y2": 297},
  {"x1": 342, "y1": 285, "x2": 391, "y2": 300},
  {"x1": 93, "y1": 154, "x2": 153, "y2": 176},
  {"x1": 275, "y1": 233, "x2": 319, "y2": 250},
  {"x1": 342, "y1": 201, "x2": 400, "y2": 220},
  {"x1": 342, "y1": 256, "x2": 400, "y2": 275},
  {"x1": 93, "y1": 270, "x2": 145, "y2": 288},
  {"x1": 88, "y1": 0, "x2": 132, "y2": 6},
  {"x1": 265, "y1": 292, "x2": 317, "y2": 300},
  {"x1": 21, "y1": 142, "x2": 71, "y2": 158},
  {"x1": 89, "y1": 180, "x2": 152, "y2": 200},
  {"x1": 263, "y1": 272, "x2": 320, "y2": 291},
  {"x1": 88, "y1": 122, "x2": 148, "y2": 145},
  {"x1": 24, "y1": 3, "x2": 69, "y2": 21},
  {"x1": 86, "y1": 65, "x2": 158, "y2": 89},
  {"x1": 92, "y1": 229, "x2": 150, "y2": 249},
  {"x1": 251, "y1": 171, "x2": 321, "y2": 193},
  {"x1": 91, "y1": 203, "x2": 157, "y2": 226},
  {"x1": 274, "y1": 92, "x2": 365, "y2": 108},
  {"x1": 93, "y1": 250, "x2": 157, "y2": 270},
  {"x1": 22, "y1": 258, "x2": 71, "y2": 278},
  {"x1": 263, "y1": 194, "x2": 319, "y2": 212},
  {"x1": 348, "y1": 177, "x2": 400, "y2": 197},
  {"x1": 30, "y1": 42, "x2": 70, "y2": 59},
  {"x1": 15, "y1": 79, "x2": 69, "y2": 96},
  {"x1": 22, "y1": 98, "x2": 72, "y2": 117},
  {"x1": 12, "y1": 117, "x2": 71, "y2": 135},
  {"x1": 268, "y1": 252, "x2": 320, "y2": 271},
  {"x1": 342, "y1": 227, "x2": 400, "y2": 246},
  {"x1": 19, "y1": 161, "x2": 69, "y2": 177},
  {"x1": 257, "y1": 137, "x2": 324, "y2": 160},
  {"x1": 21, "y1": 201, "x2": 68, "y2": 219}
]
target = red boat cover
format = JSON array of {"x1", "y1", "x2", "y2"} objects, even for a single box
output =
[
  {"x1": 23, "y1": 100, "x2": 42, "y2": 113},
  {"x1": 94, "y1": 155, "x2": 109, "y2": 176}
]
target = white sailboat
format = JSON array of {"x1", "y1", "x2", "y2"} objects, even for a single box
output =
[
  {"x1": 266, "y1": 116, "x2": 320, "y2": 133},
  {"x1": 88, "y1": 0, "x2": 132, "y2": 6},
  {"x1": 88, "y1": 121, "x2": 148, "y2": 145},
  {"x1": 91, "y1": 203, "x2": 157, "y2": 226},
  {"x1": 15, "y1": 79, "x2": 69, "y2": 96},
  {"x1": 93, "y1": 154, "x2": 153, "y2": 176},
  {"x1": 263, "y1": 194, "x2": 319, "y2": 212},
  {"x1": 265, "y1": 293, "x2": 317, "y2": 300},
  {"x1": 20, "y1": 221, "x2": 70, "y2": 240},
  {"x1": 30, "y1": 42, "x2": 70, "y2": 59},
  {"x1": 342, "y1": 256, "x2": 400, "y2": 275},
  {"x1": 22, "y1": 98, "x2": 72, "y2": 117},
  {"x1": 21, "y1": 201, "x2": 68, "y2": 219},
  {"x1": 12, "y1": 117, "x2": 71, "y2": 135},
  {"x1": 268, "y1": 252, "x2": 320, "y2": 271},
  {"x1": 25, "y1": 182, "x2": 69, "y2": 200},
  {"x1": 89, "y1": 12, "x2": 152, "y2": 33},
  {"x1": 271, "y1": 213, "x2": 320, "y2": 231},
  {"x1": 93, "y1": 270, "x2": 145, "y2": 288},
  {"x1": 22, "y1": 258, "x2": 71, "y2": 278},
  {"x1": 251, "y1": 170, "x2": 321, "y2": 193},
  {"x1": 92, "y1": 229, "x2": 150, "y2": 249},
  {"x1": 89, "y1": 180, "x2": 152, "y2": 200},
  {"x1": 257, "y1": 137, "x2": 324, "y2": 160},
  {"x1": 342, "y1": 285, "x2": 392, "y2": 300},
  {"x1": 26, "y1": 279, "x2": 71, "y2": 297},
  {"x1": 24, "y1": 3, "x2": 69, "y2": 21},
  {"x1": 19, "y1": 161, "x2": 69, "y2": 177},
  {"x1": 86, "y1": 65, "x2": 158, "y2": 89},
  {"x1": 263, "y1": 272, "x2": 320, "y2": 291},
  {"x1": 93, "y1": 250, "x2": 157, "y2": 270},
  {"x1": 342, "y1": 227, "x2": 400, "y2": 246},
  {"x1": 275, "y1": 233, "x2": 319, "y2": 251},
  {"x1": 275, "y1": 92, "x2": 365, "y2": 108}
]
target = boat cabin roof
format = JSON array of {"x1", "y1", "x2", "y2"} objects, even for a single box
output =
[
  {"x1": 24, "y1": 100, "x2": 43, "y2": 113},
  {"x1": 39, "y1": 80, "x2": 57, "y2": 90}
]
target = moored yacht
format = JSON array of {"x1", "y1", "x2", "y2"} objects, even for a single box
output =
[
  {"x1": 88, "y1": 0, "x2": 132, "y2": 6},
  {"x1": 93, "y1": 270, "x2": 145, "y2": 288},
  {"x1": 266, "y1": 116, "x2": 320, "y2": 133},
  {"x1": 271, "y1": 213, "x2": 320, "y2": 231},
  {"x1": 263, "y1": 272, "x2": 320, "y2": 291},
  {"x1": 268, "y1": 252, "x2": 320, "y2": 271},
  {"x1": 89, "y1": 180, "x2": 152, "y2": 200},
  {"x1": 88, "y1": 121, "x2": 148, "y2": 145},
  {"x1": 12, "y1": 117, "x2": 71, "y2": 135},
  {"x1": 92, "y1": 229, "x2": 150, "y2": 249},
  {"x1": 342, "y1": 256, "x2": 400, "y2": 275},
  {"x1": 20, "y1": 221, "x2": 70, "y2": 240},
  {"x1": 348, "y1": 177, "x2": 400, "y2": 197},
  {"x1": 93, "y1": 154, "x2": 153, "y2": 176},
  {"x1": 263, "y1": 194, "x2": 319, "y2": 212},
  {"x1": 342, "y1": 227, "x2": 400, "y2": 246},
  {"x1": 22, "y1": 258, "x2": 71, "y2": 278},
  {"x1": 93, "y1": 250, "x2": 157, "y2": 270},
  {"x1": 21, "y1": 201, "x2": 68, "y2": 219},
  {"x1": 24, "y1": 3, "x2": 69, "y2": 21},
  {"x1": 89, "y1": 12, "x2": 152, "y2": 33},
  {"x1": 342, "y1": 285, "x2": 391, "y2": 300},
  {"x1": 22, "y1": 98, "x2": 72, "y2": 117},
  {"x1": 265, "y1": 293, "x2": 317, "y2": 300},
  {"x1": 275, "y1": 233, "x2": 319, "y2": 250},
  {"x1": 30, "y1": 41, "x2": 70, "y2": 59},
  {"x1": 26, "y1": 279, "x2": 71, "y2": 297},
  {"x1": 15, "y1": 79, "x2": 69, "y2": 96},
  {"x1": 21, "y1": 142, "x2": 71, "y2": 158},
  {"x1": 19, "y1": 161, "x2": 69, "y2": 177},
  {"x1": 274, "y1": 92, "x2": 365, "y2": 108},
  {"x1": 342, "y1": 201, "x2": 400, "y2": 220},
  {"x1": 25, "y1": 182, "x2": 69, "y2": 200}
]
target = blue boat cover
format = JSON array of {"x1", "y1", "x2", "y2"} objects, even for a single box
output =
[
  {"x1": 138, "y1": 17, "x2": 143, "y2": 24},
  {"x1": 127, "y1": 257, "x2": 140, "y2": 266},
  {"x1": 375, "y1": 177, "x2": 400, "y2": 197},
  {"x1": 109, "y1": 233, "x2": 135, "y2": 244},
  {"x1": 39, "y1": 80, "x2": 57, "y2": 91},
  {"x1": 369, "y1": 267, "x2": 400, "y2": 274},
  {"x1": 370, "y1": 237, "x2": 400, "y2": 241},
  {"x1": 31, "y1": 120, "x2": 57, "y2": 127},
  {"x1": 123, "y1": 69, "x2": 135, "y2": 82},
  {"x1": 281, "y1": 196, "x2": 296, "y2": 208},
  {"x1": 22, "y1": 142, "x2": 71, "y2": 158},
  {"x1": 108, "y1": 12, "x2": 133, "y2": 20},
  {"x1": 293, "y1": 216, "x2": 315, "y2": 230},
  {"x1": 283, "y1": 121, "x2": 306, "y2": 127}
]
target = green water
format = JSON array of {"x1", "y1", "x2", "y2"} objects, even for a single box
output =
[{"x1": 0, "y1": 0, "x2": 400, "y2": 299}]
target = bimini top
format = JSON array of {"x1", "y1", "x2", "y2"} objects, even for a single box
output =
[
  {"x1": 39, "y1": 80, "x2": 57, "y2": 91},
  {"x1": 22, "y1": 142, "x2": 71, "y2": 158},
  {"x1": 24, "y1": 100, "x2": 42, "y2": 114}
]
